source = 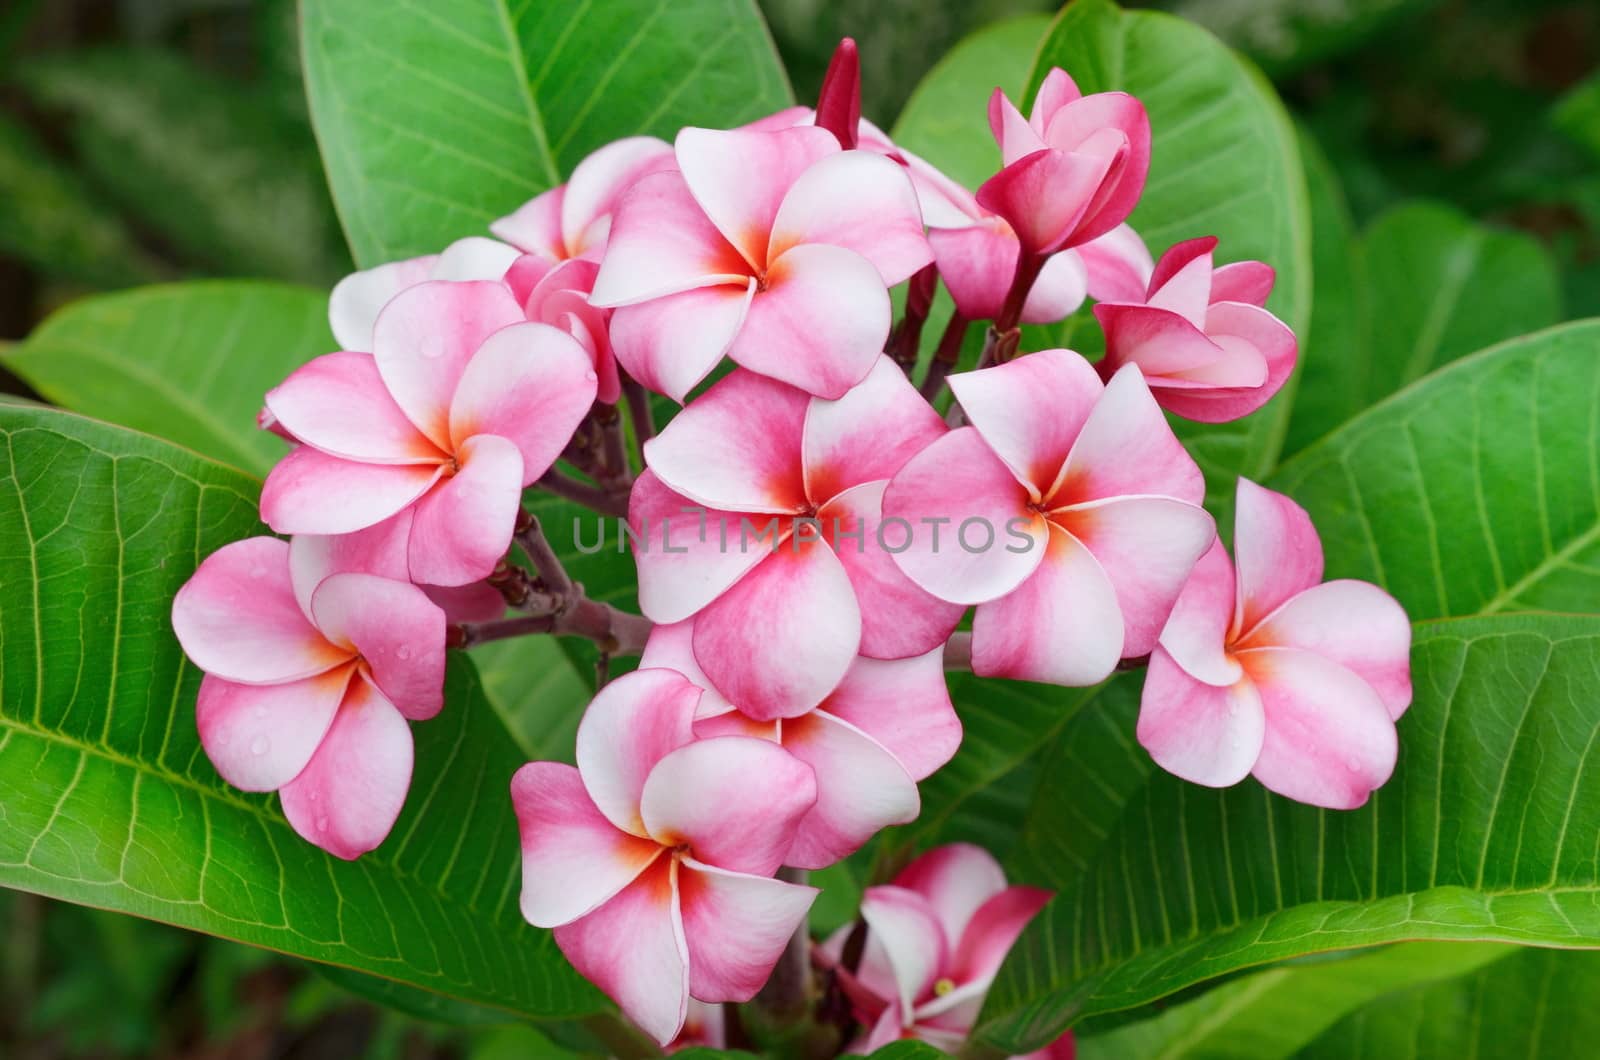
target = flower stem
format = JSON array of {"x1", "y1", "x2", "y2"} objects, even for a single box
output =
[
  {"x1": 754, "y1": 867, "x2": 813, "y2": 1025},
  {"x1": 536, "y1": 469, "x2": 630, "y2": 518},
  {"x1": 920, "y1": 311, "x2": 970, "y2": 402},
  {"x1": 621, "y1": 375, "x2": 656, "y2": 448}
]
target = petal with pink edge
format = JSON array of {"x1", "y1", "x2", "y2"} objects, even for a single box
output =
[
  {"x1": 727, "y1": 243, "x2": 889, "y2": 400},
  {"x1": 859, "y1": 884, "x2": 948, "y2": 1016},
  {"x1": 1153, "y1": 300, "x2": 1297, "y2": 423},
  {"x1": 1211, "y1": 260, "x2": 1276, "y2": 307},
  {"x1": 309, "y1": 573, "x2": 446, "y2": 720},
  {"x1": 430, "y1": 236, "x2": 521, "y2": 282},
  {"x1": 588, "y1": 171, "x2": 752, "y2": 307},
  {"x1": 260, "y1": 446, "x2": 441, "y2": 536},
  {"x1": 421, "y1": 581, "x2": 505, "y2": 625},
  {"x1": 1041, "y1": 93, "x2": 1150, "y2": 241},
  {"x1": 892, "y1": 842, "x2": 1006, "y2": 947},
  {"x1": 1137, "y1": 645, "x2": 1265, "y2": 788},
  {"x1": 1049, "y1": 364, "x2": 1204, "y2": 507},
  {"x1": 1094, "y1": 304, "x2": 1230, "y2": 379},
  {"x1": 1078, "y1": 223, "x2": 1153, "y2": 303},
  {"x1": 405, "y1": 434, "x2": 523, "y2": 586},
  {"x1": 510, "y1": 762, "x2": 664, "y2": 927},
  {"x1": 691, "y1": 540, "x2": 862, "y2": 720},
  {"x1": 638, "y1": 621, "x2": 733, "y2": 717},
  {"x1": 196, "y1": 667, "x2": 351, "y2": 791},
  {"x1": 948, "y1": 348, "x2": 1104, "y2": 494},
  {"x1": 489, "y1": 185, "x2": 564, "y2": 260},
  {"x1": 265, "y1": 351, "x2": 442, "y2": 464},
  {"x1": 328, "y1": 254, "x2": 438, "y2": 352},
  {"x1": 975, "y1": 147, "x2": 1117, "y2": 255},
  {"x1": 802, "y1": 355, "x2": 945, "y2": 503},
  {"x1": 639, "y1": 736, "x2": 817, "y2": 875},
  {"x1": 609, "y1": 280, "x2": 754, "y2": 403},
  {"x1": 628, "y1": 471, "x2": 776, "y2": 624},
  {"x1": 575, "y1": 668, "x2": 701, "y2": 837},
  {"x1": 172, "y1": 537, "x2": 349, "y2": 684},
  {"x1": 946, "y1": 885, "x2": 1053, "y2": 987},
  {"x1": 1157, "y1": 539, "x2": 1243, "y2": 687},
  {"x1": 988, "y1": 88, "x2": 1047, "y2": 165},
  {"x1": 768, "y1": 150, "x2": 931, "y2": 286},
  {"x1": 819, "y1": 650, "x2": 960, "y2": 781},
  {"x1": 1232, "y1": 478, "x2": 1324, "y2": 634},
  {"x1": 929, "y1": 222, "x2": 1019, "y2": 322},
  {"x1": 279, "y1": 674, "x2": 413, "y2": 860},
  {"x1": 553, "y1": 858, "x2": 687, "y2": 1047},
  {"x1": 781, "y1": 711, "x2": 919, "y2": 869},
  {"x1": 560, "y1": 135, "x2": 675, "y2": 256},
  {"x1": 287, "y1": 511, "x2": 413, "y2": 617},
  {"x1": 1144, "y1": 236, "x2": 1217, "y2": 324},
  {"x1": 1021, "y1": 249, "x2": 1089, "y2": 325},
  {"x1": 677, "y1": 858, "x2": 818, "y2": 1002}
]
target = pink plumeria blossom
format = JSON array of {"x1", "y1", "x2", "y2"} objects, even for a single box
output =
[
  {"x1": 978, "y1": 68, "x2": 1151, "y2": 256},
  {"x1": 259, "y1": 280, "x2": 597, "y2": 586},
  {"x1": 641, "y1": 620, "x2": 960, "y2": 868},
  {"x1": 1094, "y1": 236, "x2": 1297, "y2": 422},
  {"x1": 511, "y1": 668, "x2": 819, "y2": 1045},
  {"x1": 589, "y1": 125, "x2": 932, "y2": 400},
  {"x1": 630, "y1": 356, "x2": 964, "y2": 719},
  {"x1": 287, "y1": 522, "x2": 504, "y2": 626},
  {"x1": 1138, "y1": 479, "x2": 1412, "y2": 809},
  {"x1": 327, "y1": 236, "x2": 521, "y2": 353},
  {"x1": 171, "y1": 537, "x2": 446, "y2": 859},
  {"x1": 883, "y1": 349, "x2": 1215, "y2": 687},
  {"x1": 504, "y1": 255, "x2": 620, "y2": 403}
]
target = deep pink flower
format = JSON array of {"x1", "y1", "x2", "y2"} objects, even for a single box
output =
[
  {"x1": 978, "y1": 68, "x2": 1151, "y2": 256},
  {"x1": 1094, "y1": 236, "x2": 1296, "y2": 422},
  {"x1": 171, "y1": 537, "x2": 446, "y2": 859},
  {"x1": 260, "y1": 280, "x2": 597, "y2": 586},
  {"x1": 512, "y1": 669, "x2": 819, "y2": 1045},
  {"x1": 629, "y1": 356, "x2": 963, "y2": 719},
  {"x1": 883, "y1": 350, "x2": 1214, "y2": 687},
  {"x1": 327, "y1": 236, "x2": 521, "y2": 353},
  {"x1": 1138, "y1": 479, "x2": 1411, "y2": 809},
  {"x1": 589, "y1": 125, "x2": 932, "y2": 400},
  {"x1": 640, "y1": 620, "x2": 960, "y2": 869}
]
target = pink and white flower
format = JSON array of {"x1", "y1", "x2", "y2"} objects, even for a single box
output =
[
  {"x1": 589, "y1": 124, "x2": 932, "y2": 400},
  {"x1": 1138, "y1": 479, "x2": 1411, "y2": 809},
  {"x1": 631, "y1": 356, "x2": 964, "y2": 719},
  {"x1": 259, "y1": 280, "x2": 598, "y2": 586},
  {"x1": 511, "y1": 668, "x2": 819, "y2": 1045},
  {"x1": 171, "y1": 537, "x2": 446, "y2": 859},
  {"x1": 503, "y1": 255, "x2": 620, "y2": 403},
  {"x1": 327, "y1": 236, "x2": 521, "y2": 353},
  {"x1": 883, "y1": 349, "x2": 1215, "y2": 687},
  {"x1": 1094, "y1": 236, "x2": 1296, "y2": 422}
]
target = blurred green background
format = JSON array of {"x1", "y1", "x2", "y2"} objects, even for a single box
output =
[{"x1": 0, "y1": 0, "x2": 1596, "y2": 1056}]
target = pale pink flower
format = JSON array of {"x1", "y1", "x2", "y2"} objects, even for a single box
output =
[
  {"x1": 1138, "y1": 479, "x2": 1412, "y2": 809},
  {"x1": 327, "y1": 236, "x2": 521, "y2": 353},
  {"x1": 511, "y1": 669, "x2": 819, "y2": 1045},
  {"x1": 641, "y1": 620, "x2": 960, "y2": 869},
  {"x1": 171, "y1": 537, "x2": 446, "y2": 859},
  {"x1": 259, "y1": 280, "x2": 597, "y2": 586},
  {"x1": 1095, "y1": 236, "x2": 1296, "y2": 422},
  {"x1": 589, "y1": 124, "x2": 932, "y2": 400},
  {"x1": 883, "y1": 350, "x2": 1215, "y2": 687},
  {"x1": 629, "y1": 356, "x2": 963, "y2": 719}
]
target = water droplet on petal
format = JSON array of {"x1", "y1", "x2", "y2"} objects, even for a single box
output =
[
  {"x1": 250, "y1": 736, "x2": 269, "y2": 756},
  {"x1": 314, "y1": 815, "x2": 329, "y2": 832},
  {"x1": 249, "y1": 565, "x2": 267, "y2": 579},
  {"x1": 397, "y1": 645, "x2": 413, "y2": 660},
  {"x1": 1345, "y1": 757, "x2": 1363, "y2": 773}
]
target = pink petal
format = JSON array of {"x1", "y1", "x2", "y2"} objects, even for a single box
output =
[
  {"x1": 692, "y1": 540, "x2": 861, "y2": 720},
  {"x1": 928, "y1": 222, "x2": 1019, "y2": 322},
  {"x1": 1144, "y1": 236, "x2": 1217, "y2": 324},
  {"x1": 975, "y1": 146, "x2": 1119, "y2": 255},
  {"x1": 264, "y1": 351, "x2": 443, "y2": 464},
  {"x1": 628, "y1": 471, "x2": 775, "y2": 624},
  {"x1": 260, "y1": 445, "x2": 441, "y2": 536},
  {"x1": 172, "y1": 537, "x2": 349, "y2": 684},
  {"x1": 971, "y1": 524, "x2": 1124, "y2": 686},
  {"x1": 328, "y1": 253, "x2": 438, "y2": 352},
  {"x1": 447, "y1": 321, "x2": 598, "y2": 485},
  {"x1": 638, "y1": 736, "x2": 817, "y2": 875},
  {"x1": 1241, "y1": 580, "x2": 1413, "y2": 719},
  {"x1": 371, "y1": 280, "x2": 526, "y2": 451},
  {"x1": 781, "y1": 711, "x2": 919, "y2": 869},
  {"x1": 802, "y1": 355, "x2": 945, "y2": 503},
  {"x1": 768, "y1": 150, "x2": 931, "y2": 286},
  {"x1": 1021, "y1": 250, "x2": 1089, "y2": 325},
  {"x1": 608, "y1": 280, "x2": 754, "y2": 403},
  {"x1": 946, "y1": 885, "x2": 1052, "y2": 988},
  {"x1": 892, "y1": 843, "x2": 1007, "y2": 947},
  {"x1": 1211, "y1": 260, "x2": 1276, "y2": 307},
  {"x1": 1048, "y1": 364, "x2": 1204, "y2": 507},
  {"x1": 196, "y1": 667, "x2": 352, "y2": 791},
  {"x1": 405, "y1": 433, "x2": 524, "y2": 586},
  {"x1": 674, "y1": 125, "x2": 839, "y2": 270},
  {"x1": 882, "y1": 427, "x2": 1047, "y2": 606},
  {"x1": 1232, "y1": 479, "x2": 1324, "y2": 634},
  {"x1": 279, "y1": 674, "x2": 413, "y2": 860},
  {"x1": 510, "y1": 761, "x2": 664, "y2": 927},
  {"x1": 430, "y1": 236, "x2": 522, "y2": 282},
  {"x1": 1242, "y1": 648, "x2": 1399, "y2": 809},
  {"x1": 1052, "y1": 496, "x2": 1216, "y2": 657},
  {"x1": 1154, "y1": 300, "x2": 1297, "y2": 423},
  {"x1": 287, "y1": 512, "x2": 413, "y2": 617},
  {"x1": 988, "y1": 88, "x2": 1047, "y2": 165},
  {"x1": 1094, "y1": 304, "x2": 1233, "y2": 379},
  {"x1": 642, "y1": 368, "x2": 809, "y2": 513},
  {"x1": 490, "y1": 185, "x2": 565, "y2": 261},
  {"x1": 1028, "y1": 69, "x2": 1084, "y2": 136},
  {"x1": 1137, "y1": 645, "x2": 1266, "y2": 788},
  {"x1": 519, "y1": 257, "x2": 620, "y2": 404},
  {"x1": 726, "y1": 243, "x2": 889, "y2": 399},
  {"x1": 420, "y1": 580, "x2": 505, "y2": 625},
  {"x1": 639, "y1": 621, "x2": 733, "y2": 718},
  {"x1": 859, "y1": 884, "x2": 948, "y2": 1015},
  {"x1": 308, "y1": 572, "x2": 447, "y2": 720},
  {"x1": 559, "y1": 135, "x2": 675, "y2": 258},
  {"x1": 575, "y1": 668, "x2": 702, "y2": 837},
  {"x1": 1040, "y1": 93, "x2": 1150, "y2": 242},
  {"x1": 589, "y1": 171, "x2": 752, "y2": 307},
  {"x1": 677, "y1": 858, "x2": 818, "y2": 1001},
  {"x1": 820, "y1": 650, "x2": 960, "y2": 782},
  {"x1": 553, "y1": 858, "x2": 688, "y2": 1047},
  {"x1": 1078, "y1": 223, "x2": 1153, "y2": 303},
  {"x1": 1157, "y1": 539, "x2": 1243, "y2": 687},
  {"x1": 948, "y1": 348, "x2": 1104, "y2": 494}
]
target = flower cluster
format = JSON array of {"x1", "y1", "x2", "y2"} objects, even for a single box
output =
[{"x1": 170, "y1": 39, "x2": 1411, "y2": 1050}]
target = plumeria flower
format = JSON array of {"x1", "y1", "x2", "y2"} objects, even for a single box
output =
[
  {"x1": 1094, "y1": 236, "x2": 1296, "y2": 422},
  {"x1": 641, "y1": 620, "x2": 960, "y2": 868},
  {"x1": 884, "y1": 350, "x2": 1215, "y2": 687},
  {"x1": 259, "y1": 280, "x2": 597, "y2": 586},
  {"x1": 504, "y1": 255, "x2": 620, "y2": 403},
  {"x1": 630, "y1": 356, "x2": 964, "y2": 719},
  {"x1": 979, "y1": 68, "x2": 1151, "y2": 257},
  {"x1": 287, "y1": 523, "x2": 505, "y2": 626},
  {"x1": 171, "y1": 537, "x2": 446, "y2": 859},
  {"x1": 511, "y1": 668, "x2": 819, "y2": 1045},
  {"x1": 829, "y1": 843, "x2": 1063, "y2": 1055},
  {"x1": 589, "y1": 124, "x2": 932, "y2": 400},
  {"x1": 327, "y1": 236, "x2": 521, "y2": 353},
  {"x1": 1138, "y1": 479, "x2": 1412, "y2": 809}
]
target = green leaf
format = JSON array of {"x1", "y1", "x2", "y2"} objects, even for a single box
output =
[
  {"x1": 1271, "y1": 319, "x2": 1600, "y2": 620},
  {"x1": 1165, "y1": 0, "x2": 1437, "y2": 77},
  {"x1": 980, "y1": 614, "x2": 1600, "y2": 1051},
  {"x1": 1555, "y1": 69, "x2": 1600, "y2": 163},
  {"x1": 301, "y1": 0, "x2": 792, "y2": 267},
  {"x1": 1284, "y1": 200, "x2": 1562, "y2": 455},
  {"x1": 0, "y1": 404, "x2": 600, "y2": 1020}
]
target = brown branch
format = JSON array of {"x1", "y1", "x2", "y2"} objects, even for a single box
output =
[
  {"x1": 515, "y1": 510, "x2": 574, "y2": 598},
  {"x1": 920, "y1": 311, "x2": 970, "y2": 403},
  {"x1": 448, "y1": 597, "x2": 651, "y2": 655},
  {"x1": 537, "y1": 468, "x2": 630, "y2": 518},
  {"x1": 621, "y1": 374, "x2": 656, "y2": 447},
  {"x1": 943, "y1": 631, "x2": 972, "y2": 672}
]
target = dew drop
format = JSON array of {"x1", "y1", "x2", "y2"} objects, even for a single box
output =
[
  {"x1": 249, "y1": 565, "x2": 267, "y2": 579},
  {"x1": 397, "y1": 645, "x2": 413, "y2": 660},
  {"x1": 1345, "y1": 756, "x2": 1363, "y2": 773},
  {"x1": 250, "y1": 735, "x2": 270, "y2": 757},
  {"x1": 314, "y1": 815, "x2": 329, "y2": 833}
]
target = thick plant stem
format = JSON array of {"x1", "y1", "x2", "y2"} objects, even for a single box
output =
[
  {"x1": 621, "y1": 376, "x2": 656, "y2": 447},
  {"x1": 448, "y1": 599, "x2": 651, "y2": 654},
  {"x1": 944, "y1": 632, "x2": 972, "y2": 671},
  {"x1": 754, "y1": 867, "x2": 813, "y2": 1026},
  {"x1": 920, "y1": 311, "x2": 970, "y2": 402},
  {"x1": 537, "y1": 468, "x2": 630, "y2": 517},
  {"x1": 889, "y1": 265, "x2": 939, "y2": 373},
  {"x1": 515, "y1": 511, "x2": 574, "y2": 598}
]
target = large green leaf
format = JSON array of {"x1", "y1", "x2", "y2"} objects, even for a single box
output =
[
  {"x1": 980, "y1": 614, "x2": 1600, "y2": 1051},
  {"x1": 0, "y1": 404, "x2": 600, "y2": 1019},
  {"x1": 301, "y1": 0, "x2": 792, "y2": 267}
]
